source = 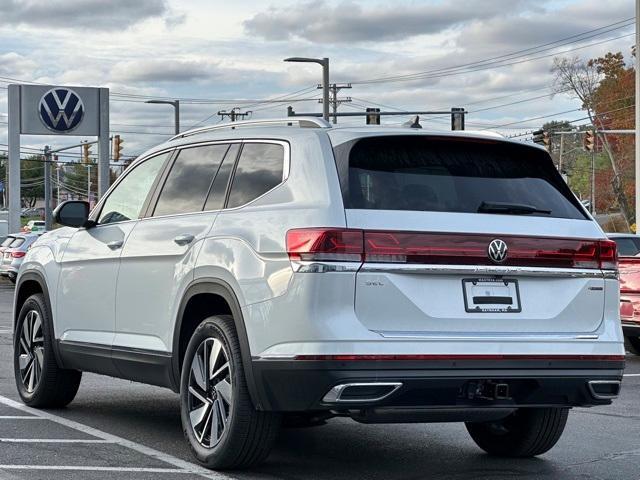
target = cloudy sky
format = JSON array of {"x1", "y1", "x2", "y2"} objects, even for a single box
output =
[{"x1": 0, "y1": 0, "x2": 636, "y2": 159}]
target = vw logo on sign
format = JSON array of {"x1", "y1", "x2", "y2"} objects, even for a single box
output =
[
  {"x1": 38, "y1": 88, "x2": 84, "y2": 132},
  {"x1": 488, "y1": 239, "x2": 508, "y2": 263}
]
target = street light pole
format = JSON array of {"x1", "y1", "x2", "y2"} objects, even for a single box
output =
[
  {"x1": 284, "y1": 57, "x2": 330, "y2": 122},
  {"x1": 146, "y1": 99, "x2": 180, "y2": 135}
]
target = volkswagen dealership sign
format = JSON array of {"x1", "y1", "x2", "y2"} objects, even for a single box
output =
[
  {"x1": 39, "y1": 87, "x2": 85, "y2": 132},
  {"x1": 19, "y1": 84, "x2": 100, "y2": 136},
  {"x1": 7, "y1": 83, "x2": 109, "y2": 233}
]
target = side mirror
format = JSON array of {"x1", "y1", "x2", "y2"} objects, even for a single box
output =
[{"x1": 53, "y1": 201, "x2": 91, "y2": 228}]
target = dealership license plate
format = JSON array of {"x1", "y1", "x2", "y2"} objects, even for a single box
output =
[{"x1": 462, "y1": 278, "x2": 521, "y2": 313}]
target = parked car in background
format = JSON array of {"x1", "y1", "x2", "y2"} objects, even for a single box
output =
[
  {"x1": 0, "y1": 235, "x2": 16, "y2": 255},
  {"x1": 22, "y1": 220, "x2": 46, "y2": 234},
  {"x1": 0, "y1": 233, "x2": 39, "y2": 283},
  {"x1": 608, "y1": 233, "x2": 640, "y2": 354}
]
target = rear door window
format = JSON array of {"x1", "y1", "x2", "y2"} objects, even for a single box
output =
[
  {"x1": 337, "y1": 136, "x2": 587, "y2": 220},
  {"x1": 226, "y1": 143, "x2": 284, "y2": 209},
  {"x1": 10, "y1": 238, "x2": 25, "y2": 248},
  {"x1": 153, "y1": 144, "x2": 230, "y2": 217}
]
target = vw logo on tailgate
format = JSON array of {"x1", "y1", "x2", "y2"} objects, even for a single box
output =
[
  {"x1": 487, "y1": 239, "x2": 508, "y2": 263},
  {"x1": 39, "y1": 87, "x2": 84, "y2": 132}
]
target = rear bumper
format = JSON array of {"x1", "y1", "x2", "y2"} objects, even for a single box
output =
[
  {"x1": 622, "y1": 322, "x2": 640, "y2": 337},
  {"x1": 251, "y1": 357, "x2": 624, "y2": 413}
]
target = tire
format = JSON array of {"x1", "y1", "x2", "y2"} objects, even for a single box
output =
[
  {"x1": 13, "y1": 293, "x2": 82, "y2": 408},
  {"x1": 466, "y1": 407, "x2": 569, "y2": 457},
  {"x1": 180, "y1": 315, "x2": 281, "y2": 470},
  {"x1": 626, "y1": 336, "x2": 640, "y2": 355}
]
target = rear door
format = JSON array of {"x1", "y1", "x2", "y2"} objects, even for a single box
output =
[
  {"x1": 114, "y1": 143, "x2": 238, "y2": 353},
  {"x1": 333, "y1": 134, "x2": 610, "y2": 335}
]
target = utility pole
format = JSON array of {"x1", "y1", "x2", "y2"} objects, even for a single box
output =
[
  {"x1": 318, "y1": 83, "x2": 352, "y2": 124},
  {"x1": 56, "y1": 158, "x2": 60, "y2": 206},
  {"x1": 559, "y1": 133, "x2": 565, "y2": 173},
  {"x1": 636, "y1": 0, "x2": 640, "y2": 232},
  {"x1": 87, "y1": 164, "x2": 92, "y2": 205},
  {"x1": 43, "y1": 146, "x2": 52, "y2": 230},
  {"x1": 218, "y1": 108, "x2": 251, "y2": 122},
  {"x1": 591, "y1": 149, "x2": 596, "y2": 215}
]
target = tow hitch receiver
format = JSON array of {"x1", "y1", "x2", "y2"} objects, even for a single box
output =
[{"x1": 465, "y1": 380, "x2": 511, "y2": 401}]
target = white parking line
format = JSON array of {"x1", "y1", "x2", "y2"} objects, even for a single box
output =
[
  {"x1": 0, "y1": 438, "x2": 112, "y2": 443},
  {"x1": 0, "y1": 466, "x2": 193, "y2": 473},
  {"x1": 0, "y1": 416, "x2": 41, "y2": 419},
  {"x1": 0, "y1": 329, "x2": 12, "y2": 334},
  {"x1": 623, "y1": 373, "x2": 640, "y2": 377},
  {"x1": 0, "y1": 395, "x2": 231, "y2": 479}
]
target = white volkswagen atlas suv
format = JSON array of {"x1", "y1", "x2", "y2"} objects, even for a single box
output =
[{"x1": 13, "y1": 118, "x2": 624, "y2": 470}]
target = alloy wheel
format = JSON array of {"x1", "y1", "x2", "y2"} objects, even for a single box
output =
[
  {"x1": 187, "y1": 337, "x2": 233, "y2": 448},
  {"x1": 18, "y1": 310, "x2": 44, "y2": 393}
]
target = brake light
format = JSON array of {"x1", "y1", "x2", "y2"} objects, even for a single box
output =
[
  {"x1": 286, "y1": 229, "x2": 363, "y2": 262},
  {"x1": 597, "y1": 240, "x2": 617, "y2": 270},
  {"x1": 286, "y1": 229, "x2": 617, "y2": 270},
  {"x1": 11, "y1": 251, "x2": 25, "y2": 258}
]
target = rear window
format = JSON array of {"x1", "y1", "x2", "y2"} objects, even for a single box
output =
[
  {"x1": 1, "y1": 237, "x2": 14, "y2": 248},
  {"x1": 10, "y1": 238, "x2": 25, "y2": 248},
  {"x1": 335, "y1": 136, "x2": 587, "y2": 220},
  {"x1": 612, "y1": 237, "x2": 640, "y2": 256}
]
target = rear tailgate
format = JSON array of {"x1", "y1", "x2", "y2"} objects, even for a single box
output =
[{"x1": 332, "y1": 134, "x2": 614, "y2": 336}]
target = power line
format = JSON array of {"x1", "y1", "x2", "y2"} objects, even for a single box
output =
[{"x1": 347, "y1": 18, "x2": 635, "y2": 85}]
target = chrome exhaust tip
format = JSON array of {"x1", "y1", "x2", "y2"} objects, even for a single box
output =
[
  {"x1": 322, "y1": 382, "x2": 403, "y2": 403},
  {"x1": 587, "y1": 380, "x2": 621, "y2": 400}
]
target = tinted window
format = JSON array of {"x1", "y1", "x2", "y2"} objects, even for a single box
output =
[
  {"x1": 98, "y1": 152, "x2": 169, "y2": 224},
  {"x1": 339, "y1": 136, "x2": 586, "y2": 220},
  {"x1": 154, "y1": 145, "x2": 229, "y2": 217},
  {"x1": 1, "y1": 237, "x2": 14, "y2": 248},
  {"x1": 226, "y1": 143, "x2": 284, "y2": 209},
  {"x1": 204, "y1": 143, "x2": 240, "y2": 211},
  {"x1": 613, "y1": 237, "x2": 640, "y2": 257},
  {"x1": 10, "y1": 238, "x2": 25, "y2": 248}
]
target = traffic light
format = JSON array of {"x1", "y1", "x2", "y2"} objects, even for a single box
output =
[
  {"x1": 532, "y1": 129, "x2": 546, "y2": 146},
  {"x1": 113, "y1": 135, "x2": 124, "y2": 161},
  {"x1": 366, "y1": 108, "x2": 381, "y2": 125},
  {"x1": 82, "y1": 143, "x2": 91, "y2": 163},
  {"x1": 584, "y1": 130, "x2": 595, "y2": 152}
]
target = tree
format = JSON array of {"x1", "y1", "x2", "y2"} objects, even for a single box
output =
[
  {"x1": 21, "y1": 156, "x2": 45, "y2": 208},
  {"x1": 552, "y1": 52, "x2": 635, "y2": 225}
]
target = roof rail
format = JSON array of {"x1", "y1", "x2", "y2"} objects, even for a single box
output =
[{"x1": 170, "y1": 117, "x2": 332, "y2": 141}]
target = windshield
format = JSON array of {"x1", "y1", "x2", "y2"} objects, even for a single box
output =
[{"x1": 334, "y1": 135, "x2": 587, "y2": 220}]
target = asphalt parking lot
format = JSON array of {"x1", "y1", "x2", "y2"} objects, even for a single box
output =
[{"x1": 0, "y1": 279, "x2": 638, "y2": 480}]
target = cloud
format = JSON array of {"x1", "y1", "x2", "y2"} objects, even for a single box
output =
[
  {"x1": 244, "y1": 0, "x2": 534, "y2": 43},
  {"x1": 0, "y1": 0, "x2": 169, "y2": 30},
  {"x1": 111, "y1": 59, "x2": 213, "y2": 83}
]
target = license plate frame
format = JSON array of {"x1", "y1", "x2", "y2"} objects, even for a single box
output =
[{"x1": 462, "y1": 277, "x2": 521, "y2": 313}]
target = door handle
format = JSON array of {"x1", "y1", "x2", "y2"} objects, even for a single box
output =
[
  {"x1": 174, "y1": 234, "x2": 195, "y2": 246},
  {"x1": 107, "y1": 240, "x2": 123, "y2": 250}
]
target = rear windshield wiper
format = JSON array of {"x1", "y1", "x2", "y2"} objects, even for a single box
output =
[{"x1": 478, "y1": 201, "x2": 551, "y2": 215}]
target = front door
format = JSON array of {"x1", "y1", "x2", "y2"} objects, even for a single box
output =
[{"x1": 56, "y1": 151, "x2": 171, "y2": 349}]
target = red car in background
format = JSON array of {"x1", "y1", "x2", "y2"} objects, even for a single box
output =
[{"x1": 609, "y1": 233, "x2": 640, "y2": 354}]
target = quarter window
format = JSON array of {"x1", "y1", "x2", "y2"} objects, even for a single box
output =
[
  {"x1": 154, "y1": 144, "x2": 229, "y2": 217},
  {"x1": 98, "y1": 152, "x2": 169, "y2": 224},
  {"x1": 226, "y1": 143, "x2": 284, "y2": 209}
]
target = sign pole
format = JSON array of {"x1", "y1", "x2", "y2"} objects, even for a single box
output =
[
  {"x1": 635, "y1": 0, "x2": 640, "y2": 230},
  {"x1": 98, "y1": 88, "x2": 110, "y2": 199},
  {"x1": 7, "y1": 85, "x2": 21, "y2": 234},
  {"x1": 44, "y1": 146, "x2": 52, "y2": 230}
]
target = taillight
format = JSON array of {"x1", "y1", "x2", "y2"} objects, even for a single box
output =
[
  {"x1": 286, "y1": 229, "x2": 363, "y2": 262},
  {"x1": 286, "y1": 229, "x2": 617, "y2": 270},
  {"x1": 11, "y1": 251, "x2": 25, "y2": 258},
  {"x1": 597, "y1": 240, "x2": 617, "y2": 270}
]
